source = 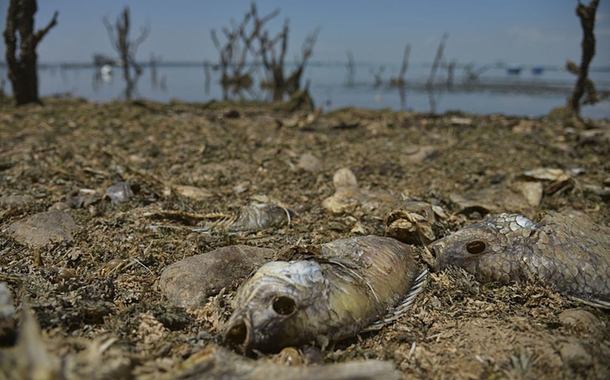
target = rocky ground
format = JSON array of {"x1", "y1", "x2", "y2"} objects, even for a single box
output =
[{"x1": 1, "y1": 97, "x2": 609, "y2": 379}]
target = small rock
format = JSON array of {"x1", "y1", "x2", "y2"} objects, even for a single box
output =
[
  {"x1": 450, "y1": 116, "x2": 472, "y2": 126},
  {"x1": 399, "y1": 145, "x2": 437, "y2": 164},
  {"x1": 174, "y1": 185, "x2": 214, "y2": 200},
  {"x1": 558, "y1": 309, "x2": 601, "y2": 330},
  {"x1": 333, "y1": 167, "x2": 358, "y2": 188},
  {"x1": 48, "y1": 202, "x2": 71, "y2": 211},
  {"x1": 0, "y1": 195, "x2": 35, "y2": 207},
  {"x1": 512, "y1": 181, "x2": 543, "y2": 207},
  {"x1": 66, "y1": 188, "x2": 102, "y2": 209},
  {"x1": 6, "y1": 210, "x2": 80, "y2": 247},
  {"x1": 0, "y1": 282, "x2": 16, "y2": 346},
  {"x1": 105, "y1": 181, "x2": 134, "y2": 205},
  {"x1": 557, "y1": 341, "x2": 592, "y2": 367},
  {"x1": 159, "y1": 245, "x2": 275, "y2": 309},
  {"x1": 322, "y1": 168, "x2": 397, "y2": 216},
  {"x1": 297, "y1": 153, "x2": 322, "y2": 173}
]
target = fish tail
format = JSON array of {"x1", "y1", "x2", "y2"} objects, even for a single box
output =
[{"x1": 363, "y1": 269, "x2": 428, "y2": 331}]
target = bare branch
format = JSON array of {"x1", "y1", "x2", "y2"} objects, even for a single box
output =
[{"x1": 33, "y1": 10, "x2": 58, "y2": 44}]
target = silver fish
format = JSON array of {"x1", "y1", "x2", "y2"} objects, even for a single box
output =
[
  {"x1": 223, "y1": 235, "x2": 426, "y2": 353},
  {"x1": 428, "y1": 213, "x2": 610, "y2": 308}
]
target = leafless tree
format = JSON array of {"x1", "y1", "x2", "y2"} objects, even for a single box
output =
[
  {"x1": 284, "y1": 27, "x2": 320, "y2": 94},
  {"x1": 371, "y1": 65, "x2": 385, "y2": 87},
  {"x1": 463, "y1": 63, "x2": 489, "y2": 83},
  {"x1": 444, "y1": 59, "x2": 456, "y2": 88},
  {"x1": 3, "y1": 0, "x2": 58, "y2": 105},
  {"x1": 390, "y1": 44, "x2": 411, "y2": 86},
  {"x1": 567, "y1": 0, "x2": 608, "y2": 117},
  {"x1": 259, "y1": 19, "x2": 320, "y2": 101},
  {"x1": 211, "y1": 2, "x2": 279, "y2": 95},
  {"x1": 149, "y1": 52, "x2": 162, "y2": 89},
  {"x1": 102, "y1": 6, "x2": 149, "y2": 99},
  {"x1": 426, "y1": 33, "x2": 448, "y2": 87},
  {"x1": 345, "y1": 50, "x2": 355, "y2": 86},
  {"x1": 212, "y1": 2, "x2": 320, "y2": 102}
]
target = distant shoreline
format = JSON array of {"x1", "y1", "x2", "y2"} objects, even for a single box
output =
[{"x1": 1, "y1": 60, "x2": 610, "y2": 73}]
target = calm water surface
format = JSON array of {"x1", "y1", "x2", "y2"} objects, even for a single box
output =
[{"x1": 2, "y1": 63, "x2": 609, "y2": 119}]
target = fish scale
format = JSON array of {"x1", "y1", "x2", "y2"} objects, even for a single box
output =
[{"x1": 429, "y1": 212, "x2": 610, "y2": 308}]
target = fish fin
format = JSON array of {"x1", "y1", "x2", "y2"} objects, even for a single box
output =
[
  {"x1": 363, "y1": 269, "x2": 428, "y2": 332},
  {"x1": 568, "y1": 295, "x2": 610, "y2": 309}
]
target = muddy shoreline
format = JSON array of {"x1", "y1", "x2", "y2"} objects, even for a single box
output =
[{"x1": 1, "y1": 98, "x2": 609, "y2": 379}]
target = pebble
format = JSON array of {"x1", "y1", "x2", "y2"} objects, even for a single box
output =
[
  {"x1": 557, "y1": 341, "x2": 592, "y2": 367},
  {"x1": 558, "y1": 309, "x2": 601, "y2": 330},
  {"x1": 6, "y1": 210, "x2": 80, "y2": 247},
  {"x1": 159, "y1": 245, "x2": 275, "y2": 309},
  {"x1": 297, "y1": 153, "x2": 322, "y2": 173},
  {"x1": 0, "y1": 195, "x2": 35, "y2": 207},
  {"x1": 0, "y1": 282, "x2": 16, "y2": 346}
]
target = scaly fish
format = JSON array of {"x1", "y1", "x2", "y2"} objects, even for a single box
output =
[
  {"x1": 223, "y1": 235, "x2": 427, "y2": 353},
  {"x1": 428, "y1": 212, "x2": 610, "y2": 307}
]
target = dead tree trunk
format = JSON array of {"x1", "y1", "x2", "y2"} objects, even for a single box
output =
[
  {"x1": 285, "y1": 27, "x2": 320, "y2": 95},
  {"x1": 568, "y1": 0, "x2": 607, "y2": 116},
  {"x1": 103, "y1": 7, "x2": 149, "y2": 100},
  {"x1": 426, "y1": 33, "x2": 448, "y2": 87},
  {"x1": 3, "y1": 0, "x2": 58, "y2": 105},
  {"x1": 211, "y1": 2, "x2": 279, "y2": 98},
  {"x1": 345, "y1": 50, "x2": 355, "y2": 86},
  {"x1": 391, "y1": 44, "x2": 411, "y2": 86},
  {"x1": 446, "y1": 59, "x2": 456, "y2": 88}
]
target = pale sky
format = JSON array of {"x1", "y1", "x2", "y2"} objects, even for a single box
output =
[{"x1": 1, "y1": 0, "x2": 609, "y2": 67}]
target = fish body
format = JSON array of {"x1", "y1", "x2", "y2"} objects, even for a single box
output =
[
  {"x1": 223, "y1": 235, "x2": 424, "y2": 353},
  {"x1": 428, "y1": 213, "x2": 610, "y2": 307}
]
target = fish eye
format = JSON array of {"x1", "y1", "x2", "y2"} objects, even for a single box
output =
[
  {"x1": 466, "y1": 240, "x2": 486, "y2": 254},
  {"x1": 272, "y1": 296, "x2": 297, "y2": 316}
]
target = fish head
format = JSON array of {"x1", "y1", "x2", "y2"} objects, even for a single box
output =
[
  {"x1": 223, "y1": 260, "x2": 327, "y2": 353},
  {"x1": 428, "y1": 214, "x2": 534, "y2": 283}
]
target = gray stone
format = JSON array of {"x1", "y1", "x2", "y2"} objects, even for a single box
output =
[
  {"x1": 159, "y1": 245, "x2": 275, "y2": 309},
  {"x1": 6, "y1": 210, "x2": 80, "y2": 247}
]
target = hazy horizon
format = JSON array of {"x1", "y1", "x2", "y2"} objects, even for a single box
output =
[{"x1": 1, "y1": 0, "x2": 609, "y2": 68}]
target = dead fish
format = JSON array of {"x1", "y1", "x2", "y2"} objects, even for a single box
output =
[
  {"x1": 428, "y1": 213, "x2": 610, "y2": 308},
  {"x1": 190, "y1": 203, "x2": 294, "y2": 234},
  {"x1": 223, "y1": 235, "x2": 427, "y2": 353}
]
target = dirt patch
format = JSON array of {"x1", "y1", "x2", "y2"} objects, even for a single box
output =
[{"x1": 1, "y1": 98, "x2": 609, "y2": 379}]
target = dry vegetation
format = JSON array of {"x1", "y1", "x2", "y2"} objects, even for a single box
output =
[{"x1": 0, "y1": 97, "x2": 609, "y2": 379}]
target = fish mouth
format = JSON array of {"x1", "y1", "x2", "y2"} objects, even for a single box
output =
[{"x1": 223, "y1": 314, "x2": 254, "y2": 353}]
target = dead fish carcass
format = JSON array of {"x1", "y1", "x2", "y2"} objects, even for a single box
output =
[
  {"x1": 223, "y1": 235, "x2": 426, "y2": 353},
  {"x1": 428, "y1": 212, "x2": 610, "y2": 308}
]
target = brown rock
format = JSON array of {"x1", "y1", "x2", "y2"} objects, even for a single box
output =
[
  {"x1": 297, "y1": 153, "x2": 322, "y2": 173},
  {"x1": 558, "y1": 341, "x2": 592, "y2": 367},
  {"x1": 6, "y1": 211, "x2": 80, "y2": 247},
  {"x1": 159, "y1": 245, "x2": 275, "y2": 309},
  {"x1": 0, "y1": 282, "x2": 16, "y2": 346},
  {"x1": 558, "y1": 309, "x2": 601, "y2": 330},
  {"x1": 0, "y1": 195, "x2": 35, "y2": 207}
]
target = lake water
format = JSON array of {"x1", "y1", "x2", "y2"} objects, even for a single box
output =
[{"x1": 2, "y1": 62, "x2": 609, "y2": 119}]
